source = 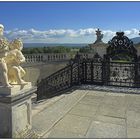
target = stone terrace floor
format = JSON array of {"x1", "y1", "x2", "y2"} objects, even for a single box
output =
[{"x1": 32, "y1": 88, "x2": 140, "y2": 138}]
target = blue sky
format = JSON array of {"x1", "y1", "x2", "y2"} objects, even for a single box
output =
[{"x1": 1, "y1": 1, "x2": 140, "y2": 43}]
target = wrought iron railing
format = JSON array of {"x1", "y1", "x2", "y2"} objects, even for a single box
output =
[
  {"x1": 37, "y1": 57, "x2": 140, "y2": 100},
  {"x1": 37, "y1": 59, "x2": 81, "y2": 100}
]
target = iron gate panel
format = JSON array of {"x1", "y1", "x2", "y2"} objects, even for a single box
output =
[
  {"x1": 71, "y1": 62, "x2": 79, "y2": 86},
  {"x1": 92, "y1": 62, "x2": 103, "y2": 84},
  {"x1": 81, "y1": 59, "x2": 138, "y2": 87},
  {"x1": 81, "y1": 59, "x2": 103, "y2": 85},
  {"x1": 106, "y1": 62, "x2": 136, "y2": 87},
  {"x1": 85, "y1": 60, "x2": 92, "y2": 83}
]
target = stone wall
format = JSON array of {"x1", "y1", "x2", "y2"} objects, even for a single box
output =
[{"x1": 23, "y1": 61, "x2": 69, "y2": 86}]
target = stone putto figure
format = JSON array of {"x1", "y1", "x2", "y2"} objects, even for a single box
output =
[
  {"x1": 0, "y1": 24, "x2": 12, "y2": 87},
  {"x1": 5, "y1": 38, "x2": 28, "y2": 85},
  {"x1": 0, "y1": 24, "x2": 28, "y2": 87}
]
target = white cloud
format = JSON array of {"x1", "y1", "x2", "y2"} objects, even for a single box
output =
[{"x1": 3, "y1": 28, "x2": 140, "y2": 43}]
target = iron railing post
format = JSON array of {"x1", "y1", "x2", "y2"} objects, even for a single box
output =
[
  {"x1": 77, "y1": 58, "x2": 81, "y2": 85},
  {"x1": 134, "y1": 62, "x2": 138, "y2": 87},
  {"x1": 70, "y1": 62, "x2": 73, "y2": 87}
]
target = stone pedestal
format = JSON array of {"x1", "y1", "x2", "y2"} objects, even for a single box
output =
[{"x1": 0, "y1": 83, "x2": 36, "y2": 138}]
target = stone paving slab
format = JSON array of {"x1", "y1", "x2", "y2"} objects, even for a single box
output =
[
  {"x1": 32, "y1": 94, "x2": 65, "y2": 116},
  {"x1": 127, "y1": 127, "x2": 140, "y2": 138},
  {"x1": 68, "y1": 103, "x2": 98, "y2": 118},
  {"x1": 44, "y1": 129, "x2": 85, "y2": 138},
  {"x1": 127, "y1": 105, "x2": 140, "y2": 113},
  {"x1": 126, "y1": 110, "x2": 140, "y2": 129},
  {"x1": 79, "y1": 96, "x2": 102, "y2": 106},
  {"x1": 98, "y1": 103, "x2": 126, "y2": 118},
  {"x1": 32, "y1": 90, "x2": 88, "y2": 136},
  {"x1": 103, "y1": 94, "x2": 126, "y2": 107},
  {"x1": 93, "y1": 115, "x2": 126, "y2": 126},
  {"x1": 86, "y1": 90, "x2": 106, "y2": 97},
  {"x1": 32, "y1": 89, "x2": 140, "y2": 138},
  {"x1": 84, "y1": 94, "x2": 104, "y2": 100},
  {"x1": 52, "y1": 114, "x2": 92, "y2": 135},
  {"x1": 86, "y1": 121, "x2": 126, "y2": 138}
]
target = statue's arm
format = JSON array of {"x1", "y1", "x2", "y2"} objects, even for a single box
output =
[{"x1": 16, "y1": 50, "x2": 26, "y2": 63}]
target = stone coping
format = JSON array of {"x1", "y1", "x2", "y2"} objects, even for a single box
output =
[
  {"x1": 0, "y1": 86, "x2": 37, "y2": 104},
  {"x1": 80, "y1": 85, "x2": 140, "y2": 94}
]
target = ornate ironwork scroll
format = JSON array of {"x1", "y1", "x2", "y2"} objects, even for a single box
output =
[
  {"x1": 108, "y1": 62, "x2": 135, "y2": 87},
  {"x1": 106, "y1": 32, "x2": 137, "y2": 62}
]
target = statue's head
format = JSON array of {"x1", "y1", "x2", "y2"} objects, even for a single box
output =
[
  {"x1": 10, "y1": 38, "x2": 23, "y2": 50},
  {"x1": 0, "y1": 24, "x2": 4, "y2": 36}
]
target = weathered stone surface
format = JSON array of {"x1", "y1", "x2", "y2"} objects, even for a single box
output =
[
  {"x1": 127, "y1": 110, "x2": 140, "y2": 128},
  {"x1": 32, "y1": 94, "x2": 65, "y2": 116},
  {"x1": 94, "y1": 115, "x2": 126, "y2": 126},
  {"x1": 31, "y1": 89, "x2": 140, "y2": 138},
  {"x1": 53, "y1": 114, "x2": 92, "y2": 135},
  {"x1": 86, "y1": 90, "x2": 106, "y2": 97},
  {"x1": 0, "y1": 82, "x2": 32, "y2": 96},
  {"x1": 44, "y1": 129, "x2": 85, "y2": 138},
  {"x1": 86, "y1": 121, "x2": 126, "y2": 138},
  {"x1": 103, "y1": 95, "x2": 127, "y2": 108},
  {"x1": 126, "y1": 94, "x2": 140, "y2": 112},
  {"x1": 127, "y1": 127, "x2": 140, "y2": 138},
  {"x1": 79, "y1": 95, "x2": 102, "y2": 106},
  {"x1": 98, "y1": 103, "x2": 126, "y2": 118},
  {"x1": 32, "y1": 90, "x2": 87, "y2": 136},
  {"x1": 0, "y1": 89, "x2": 33, "y2": 138},
  {"x1": 68, "y1": 103, "x2": 97, "y2": 117}
]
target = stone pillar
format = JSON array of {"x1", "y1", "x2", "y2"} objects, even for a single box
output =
[{"x1": 0, "y1": 83, "x2": 36, "y2": 138}]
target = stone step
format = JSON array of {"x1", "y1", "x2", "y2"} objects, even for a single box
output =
[
  {"x1": 32, "y1": 89, "x2": 88, "y2": 137},
  {"x1": 14, "y1": 129, "x2": 41, "y2": 138}
]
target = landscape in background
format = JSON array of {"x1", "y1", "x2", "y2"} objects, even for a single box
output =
[{"x1": 22, "y1": 36, "x2": 140, "y2": 54}]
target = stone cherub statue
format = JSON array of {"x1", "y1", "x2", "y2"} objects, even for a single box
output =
[
  {"x1": 5, "y1": 38, "x2": 28, "y2": 85},
  {"x1": 0, "y1": 24, "x2": 12, "y2": 87},
  {"x1": 0, "y1": 24, "x2": 28, "y2": 88}
]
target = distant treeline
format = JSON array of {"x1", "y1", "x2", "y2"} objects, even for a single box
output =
[
  {"x1": 22, "y1": 45, "x2": 90, "y2": 54},
  {"x1": 22, "y1": 46, "x2": 71, "y2": 54},
  {"x1": 79, "y1": 46, "x2": 93, "y2": 53}
]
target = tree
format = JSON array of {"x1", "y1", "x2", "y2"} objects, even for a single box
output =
[{"x1": 79, "y1": 46, "x2": 92, "y2": 53}]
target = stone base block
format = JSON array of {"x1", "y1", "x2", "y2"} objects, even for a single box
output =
[
  {"x1": 0, "y1": 82, "x2": 32, "y2": 96},
  {"x1": 0, "y1": 86, "x2": 36, "y2": 138}
]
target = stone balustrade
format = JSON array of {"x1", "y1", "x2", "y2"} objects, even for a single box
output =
[
  {"x1": 24, "y1": 53, "x2": 71, "y2": 63},
  {"x1": 24, "y1": 53, "x2": 97, "y2": 63}
]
